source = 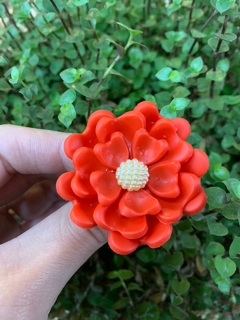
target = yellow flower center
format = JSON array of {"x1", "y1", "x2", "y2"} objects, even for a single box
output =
[{"x1": 116, "y1": 159, "x2": 149, "y2": 191}]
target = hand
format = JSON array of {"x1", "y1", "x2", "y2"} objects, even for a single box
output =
[{"x1": 0, "y1": 125, "x2": 107, "y2": 320}]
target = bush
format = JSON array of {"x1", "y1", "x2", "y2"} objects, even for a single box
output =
[{"x1": 1, "y1": 0, "x2": 240, "y2": 319}]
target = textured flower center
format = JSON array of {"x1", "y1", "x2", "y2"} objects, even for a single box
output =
[{"x1": 115, "y1": 159, "x2": 149, "y2": 191}]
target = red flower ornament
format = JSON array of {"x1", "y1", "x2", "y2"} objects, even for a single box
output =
[{"x1": 56, "y1": 101, "x2": 209, "y2": 255}]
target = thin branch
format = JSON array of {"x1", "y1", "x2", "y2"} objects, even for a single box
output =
[
  {"x1": 3, "y1": 3, "x2": 24, "y2": 41},
  {"x1": 186, "y1": 0, "x2": 195, "y2": 30},
  {"x1": 1, "y1": 18, "x2": 21, "y2": 50},
  {"x1": 210, "y1": 15, "x2": 228, "y2": 99}
]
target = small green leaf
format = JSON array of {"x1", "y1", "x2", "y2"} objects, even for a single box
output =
[
  {"x1": 207, "y1": 217, "x2": 228, "y2": 236},
  {"x1": 160, "y1": 105, "x2": 177, "y2": 119},
  {"x1": 172, "y1": 86, "x2": 190, "y2": 98},
  {"x1": 70, "y1": 0, "x2": 89, "y2": 6},
  {"x1": 116, "y1": 22, "x2": 142, "y2": 38},
  {"x1": 72, "y1": 83, "x2": 92, "y2": 98},
  {"x1": 215, "y1": 255, "x2": 236, "y2": 278},
  {"x1": 206, "y1": 187, "x2": 227, "y2": 208},
  {"x1": 0, "y1": 56, "x2": 8, "y2": 66},
  {"x1": 113, "y1": 297, "x2": 129, "y2": 310},
  {"x1": 58, "y1": 104, "x2": 76, "y2": 128},
  {"x1": 223, "y1": 178, "x2": 240, "y2": 199},
  {"x1": 171, "y1": 279, "x2": 190, "y2": 295},
  {"x1": 208, "y1": 38, "x2": 229, "y2": 53},
  {"x1": 169, "y1": 70, "x2": 181, "y2": 83},
  {"x1": 190, "y1": 57, "x2": 203, "y2": 73},
  {"x1": 128, "y1": 47, "x2": 143, "y2": 69},
  {"x1": 221, "y1": 202, "x2": 240, "y2": 220},
  {"x1": 213, "y1": 165, "x2": 230, "y2": 180},
  {"x1": 205, "y1": 242, "x2": 225, "y2": 257},
  {"x1": 136, "y1": 247, "x2": 157, "y2": 263},
  {"x1": 60, "y1": 68, "x2": 81, "y2": 83},
  {"x1": 206, "y1": 69, "x2": 226, "y2": 82},
  {"x1": 229, "y1": 236, "x2": 240, "y2": 259},
  {"x1": 215, "y1": 277, "x2": 231, "y2": 295},
  {"x1": 128, "y1": 282, "x2": 144, "y2": 291},
  {"x1": 164, "y1": 251, "x2": 184, "y2": 269},
  {"x1": 206, "y1": 97, "x2": 224, "y2": 111},
  {"x1": 59, "y1": 89, "x2": 76, "y2": 106},
  {"x1": 117, "y1": 269, "x2": 134, "y2": 280},
  {"x1": 9, "y1": 67, "x2": 19, "y2": 84},
  {"x1": 215, "y1": 32, "x2": 237, "y2": 42},
  {"x1": 155, "y1": 67, "x2": 172, "y2": 81},
  {"x1": 216, "y1": 0, "x2": 236, "y2": 14},
  {"x1": 170, "y1": 98, "x2": 190, "y2": 110},
  {"x1": 190, "y1": 28, "x2": 206, "y2": 38},
  {"x1": 217, "y1": 59, "x2": 230, "y2": 72}
]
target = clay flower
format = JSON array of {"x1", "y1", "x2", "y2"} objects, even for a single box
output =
[{"x1": 56, "y1": 101, "x2": 209, "y2": 255}]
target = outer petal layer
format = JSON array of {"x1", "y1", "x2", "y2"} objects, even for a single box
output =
[
  {"x1": 94, "y1": 202, "x2": 148, "y2": 239},
  {"x1": 140, "y1": 216, "x2": 172, "y2": 248},
  {"x1": 156, "y1": 172, "x2": 201, "y2": 224},
  {"x1": 70, "y1": 199, "x2": 98, "y2": 228},
  {"x1": 108, "y1": 231, "x2": 139, "y2": 255},
  {"x1": 132, "y1": 129, "x2": 168, "y2": 165},
  {"x1": 56, "y1": 172, "x2": 76, "y2": 201},
  {"x1": 171, "y1": 118, "x2": 191, "y2": 140},
  {"x1": 135, "y1": 101, "x2": 162, "y2": 131},
  {"x1": 184, "y1": 187, "x2": 207, "y2": 214},
  {"x1": 147, "y1": 160, "x2": 181, "y2": 198},
  {"x1": 90, "y1": 171, "x2": 121, "y2": 206},
  {"x1": 119, "y1": 189, "x2": 161, "y2": 217},
  {"x1": 181, "y1": 149, "x2": 209, "y2": 177}
]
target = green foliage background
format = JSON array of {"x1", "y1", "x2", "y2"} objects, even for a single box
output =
[{"x1": 1, "y1": 0, "x2": 240, "y2": 318}]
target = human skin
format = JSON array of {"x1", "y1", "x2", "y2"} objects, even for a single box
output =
[{"x1": 0, "y1": 125, "x2": 107, "y2": 320}]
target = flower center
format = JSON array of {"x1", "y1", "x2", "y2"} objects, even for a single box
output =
[{"x1": 116, "y1": 159, "x2": 149, "y2": 191}]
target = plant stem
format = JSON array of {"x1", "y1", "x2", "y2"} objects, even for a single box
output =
[
  {"x1": 49, "y1": 0, "x2": 84, "y2": 64},
  {"x1": 209, "y1": 15, "x2": 228, "y2": 99},
  {"x1": 3, "y1": 3, "x2": 24, "y2": 41},
  {"x1": 187, "y1": 10, "x2": 218, "y2": 62},
  {"x1": 186, "y1": 0, "x2": 195, "y2": 31},
  {"x1": 1, "y1": 18, "x2": 21, "y2": 50}
]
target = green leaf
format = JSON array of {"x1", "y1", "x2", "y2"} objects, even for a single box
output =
[
  {"x1": 223, "y1": 178, "x2": 240, "y2": 199},
  {"x1": 72, "y1": 83, "x2": 92, "y2": 98},
  {"x1": 206, "y1": 187, "x2": 227, "y2": 208},
  {"x1": 215, "y1": 32, "x2": 237, "y2": 42},
  {"x1": 229, "y1": 236, "x2": 240, "y2": 259},
  {"x1": 0, "y1": 56, "x2": 8, "y2": 66},
  {"x1": 205, "y1": 242, "x2": 225, "y2": 257},
  {"x1": 221, "y1": 202, "x2": 240, "y2": 220},
  {"x1": 165, "y1": 31, "x2": 186, "y2": 42},
  {"x1": 207, "y1": 217, "x2": 228, "y2": 236},
  {"x1": 109, "y1": 269, "x2": 134, "y2": 280},
  {"x1": 9, "y1": 67, "x2": 19, "y2": 84},
  {"x1": 0, "y1": 4, "x2": 5, "y2": 16},
  {"x1": 208, "y1": 38, "x2": 229, "y2": 53},
  {"x1": 215, "y1": 255, "x2": 236, "y2": 278},
  {"x1": 216, "y1": 0, "x2": 236, "y2": 14},
  {"x1": 155, "y1": 67, "x2": 172, "y2": 81},
  {"x1": 113, "y1": 297, "x2": 129, "y2": 310},
  {"x1": 66, "y1": 28, "x2": 85, "y2": 43},
  {"x1": 190, "y1": 57, "x2": 203, "y2": 73},
  {"x1": 75, "y1": 100, "x2": 88, "y2": 115},
  {"x1": 128, "y1": 282, "x2": 144, "y2": 291},
  {"x1": 217, "y1": 59, "x2": 230, "y2": 72},
  {"x1": 164, "y1": 251, "x2": 184, "y2": 269},
  {"x1": 169, "y1": 70, "x2": 181, "y2": 83},
  {"x1": 170, "y1": 98, "x2": 190, "y2": 110},
  {"x1": 136, "y1": 247, "x2": 157, "y2": 263},
  {"x1": 172, "y1": 86, "x2": 190, "y2": 98},
  {"x1": 222, "y1": 95, "x2": 240, "y2": 105},
  {"x1": 210, "y1": 86, "x2": 224, "y2": 104},
  {"x1": 215, "y1": 277, "x2": 231, "y2": 295},
  {"x1": 110, "y1": 281, "x2": 122, "y2": 291},
  {"x1": 87, "y1": 293, "x2": 102, "y2": 306},
  {"x1": 86, "y1": 8, "x2": 100, "y2": 20},
  {"x1": 116, "y1": 22, "x2": 142, "y2": 38},
  {"x1": 171, "y1": 279, "x2": 190, "y2": 295},
  {"x1": 0, "y1": 78, "x2": 11, "y2": 91},
  {"x1": 79, "y1": 70, "x2": 95, "y2": 84},
  {"x1": 160, "y1": 105, "x2": 177, "y2": 119},
  {"x1": 59, "y1": 89, "x2": 76, "y2": 106},
  {"x1": 58, "y1": 105, "x2": 76, "y2": 128},
  {"x1": 206, "y1": 69, "x2": 226, "y2": 82},
  {"x1": 128, "y1": 47, "x2": 143, "y2": 69},
  {"x1": 70, "y1": 0, "x2": 89, "y2": 6},
  {"x1": 213, "y1": 164, "x2": 230, "y2": 180},
  {"x1": 190, "y1": 28, "x2": 206, "y2": 38},
  {"x1": 60, "y1": 68, "x2": 81, "y2": 83}
]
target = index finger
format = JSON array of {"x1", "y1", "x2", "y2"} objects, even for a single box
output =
[{"x1": 0, "y1": 125, "x2": 72, "y2": 188}]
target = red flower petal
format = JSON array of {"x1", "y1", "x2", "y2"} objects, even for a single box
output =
[
  {"x1": 56, "y1": 171, "x2": 76, "y2": 201},
  {"x1": 135, "y1": 101, "x2": 162, "y2": 131},
  {"x1": 181, "y1": 149, "x2": 209, "y2": 177},
  {"x1": 149, "y1": 118, "x2": 179, "y2": 146},
  {"x1": 147, "y1": 160, "x2": 181, "y2": 198},
  {"x1": 95, "y1": 117, "x2": 116, "y2": 143},
  {"x1": 149, "y1": 118, "x2": 193, "y2": 163},
  {"x1": 108, "y1": 231, "x2": 139, "y2": 255},
  {"x1": 132, "y1": 129, "x2": 168, "y2": 165},
  {"x1": 70, "y1": 199, "x2": 98, "y2": 228},
  {"x1": 157, "y1": 172, "x2": 201, "y2": 224},
  {"x1": 71, "y1": 148, "x2": 105, "y2": 198},
  {"x1": 65, "y1": 110, "x2": 115, "y2": 158},
  {"x1": 171, "y1": 118, "x2": 191, "y2": 140},
  {"x1": 90, "y1": 171, "x2": 121, "y2": 206},
  {"x1": 94, "y1": 132, "x2": 129, "y2": 169},
  {"x1": 119, "y1": 189, "x2": 161, "y2": 218},
  {"x1": 184, "y1": 187, "x2": 207, "y2": 215},
  {"x1": 140, "y1": 216, "x2": 172, "y2": 248},
  {"x1": 116, "y1": 110, "x2": 146, "y2": 145},
  {"x1": 94, "y1": 202, "x2": 148, "y2": 239}
]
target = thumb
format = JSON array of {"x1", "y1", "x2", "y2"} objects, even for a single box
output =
[{"x1": 0, "y1": 203, "x2": 108, "y2": 319}]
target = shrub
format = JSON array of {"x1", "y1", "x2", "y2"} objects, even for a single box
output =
[{"x1": 1, "y1": 0, "x2": 240, "y2": 319}]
